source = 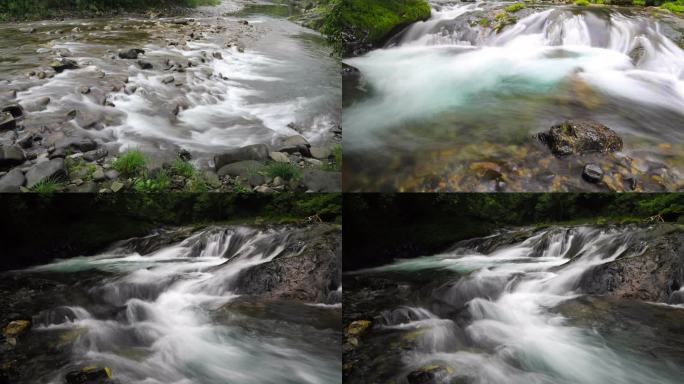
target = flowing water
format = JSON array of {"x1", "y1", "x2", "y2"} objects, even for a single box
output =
[
  {"x1": 344, "y1": 225, "x2": 684, "y2": 384},
  {"x1": 0, "y1": 0, "x2": 340, "y2": 167},
  {"x1": 343, "y1": 2, "x2": 684, "y2": 191},
  {"x1": 0, "y1": 225, "x2": 341, "y2": 384}
]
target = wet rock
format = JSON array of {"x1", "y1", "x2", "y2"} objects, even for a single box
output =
[
  {"x1": 53, "y1": 136, "x2": 98, "y2": 156},
  {"x1": 309, "y1": 146, "x2": 331, "y2": 159},
  {"x1": 111, "y1": 181, "x2": 124, "y2": 192},
  {"x1": 0, "y1": 112, "x2": 16, "y2": 131},
  {"x1": 469, "y1": 161, "x2": 502, "y2": 180},
  {"x1": 0, "y1": 145, "x2": 26, "y2": 167},
  {"x1": 539, "y1": 120, "x2": 623, "y2": 157},
  {"x1": 49, "y1": 58, "x2": 79, "y2": 73},
  {"x1": 83, "y1": 147, "x2": 108, "y2": 162},
  {"x1": 119, "y1": 48, "x2": 145, "y2": 59},
  {"x1": 3, "y1": 319, "x2": 30, "y2": 345},
  {"x1": 161, "y1": 75, "x2": 175, "y2": 84},
  {"x1": 69, "y1": 180, "x2": 98, "y2": 193},
  {"x1": 407, "y1": 364, "x2": 453, "y2": 384},
  {"x1": 579, "y1": 226, "x2": 684, "y2": 302},
  {"x1": 25, "y1": 158, "x2": 66, "y2": 188},
  {"x1": 212, "y1": 51, "x2": 223, "y2": 60},
  {"x1": 105, "y1": 170, "x2": 119, "y2": 180},
  {"x1": 16, "y1": 132, "x2": 39, "y2": 149},
  {"x1": 217, "y1": 160, "x2": 263, "y2": 178},
  {"x1": 231, "y1": 224, "x2": 341, "y2": 302},
  {"x1": 178, "y1": 149, "x2": 192, "y2": 162},
  {"x1": 22, "y1": 96, "x2": 50, "y2": 112},
  {"x1": 137, "y1": 60, "x2": 153, "y2": 69},
  {"x1": 282, "y1": 135, "x2": 310, "y2": 148},
  {"x1": 301, "y1": 169, "x2": 341, "y2": 192},
  {"x1": 346, "y1": 320, "x2": 372, "y2": 337},
  {"x1": 2, "y1": 103, "x2": 24, "y2": 118},
  {"x1": 304, "y1": 158, "x2": 323, "y2": 167},
  {"x1": 65, "y1": 366, "x2": 112, "y2": 384},
  {"x1": 248, "y1": 174, "x2": 265, "y2": 187},
  {"x1": 269, "y1": 151, "x2": 289, "y2": 163},
  {"x1": 254, "y1": 185, "x2": 275, "y2": 193},
  {"x1": 214, "y1": 144, "x2": 270, "y2": 171},
  {"x1": 0, "y1": 168, "x2": 25, "y2": 192},
  {"x1": 124, "y1": 85, "x2": 138, "y2": 95},
  {"x1": 582, "y1": 163, "x2": 603, "y2": 183},
  {"x1": 78, "y1": 86, "x2": 91, "y2": 94}
]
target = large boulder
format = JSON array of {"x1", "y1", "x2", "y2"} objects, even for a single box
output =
[
  {"x1": 65, "y1": 366, "x2": 113, "y2": 384},
  {"x1": 25, "y1": 158, "x2": 67, "y2": 188},
  {"x1": 538, "y1": 120, "x2": 623, "y2": 157},
  {"x1": 214, "y1": 144, "x2": 269, "y2": 171},
  {"x1": 52, "y1": 136, "x2": 98, "y2": 157},
  {"x1": 0, "y1": 145, "x2": 26, "y2": 167},
  {"x1": 579, "y1": 227, "x2": 684, "y2": 303},
  {"x1": 2, "y1": 104, "x2": 24, "y2": 119},
  {"x1": 300, "y1": 169, "x2": 341, "y2": 192},
  {"x1": 0, "y1": 168, "x2": 26, "y2": 192},
  {"x1": 216, "y1": 160, "x2": 263, "y2": 178},
  {"x1": 230, "y1": 225, "x2": 341, "y2": 303}
]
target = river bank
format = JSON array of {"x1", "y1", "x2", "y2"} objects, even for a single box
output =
[{"x1": 0, "y1": 0, "x2": 341, "y2": 193}]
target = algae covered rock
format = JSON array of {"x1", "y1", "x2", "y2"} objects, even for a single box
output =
[{"x1": 538, "y1": 120, "x2": 623, "y2": 157}]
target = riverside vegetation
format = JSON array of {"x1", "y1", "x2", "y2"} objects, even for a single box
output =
[
  {"x1": 0, "y1": 194, "x2": 341, "y2": 383},
  {"x1": 0, "y1": 0, "x2": 342, "y2": 193},
  {"x1": 342, "y1": 0, "x2": 684, "y2": 192},
  {"x1": 343, "y1": 194, "x2": 684, "y2": 384}
]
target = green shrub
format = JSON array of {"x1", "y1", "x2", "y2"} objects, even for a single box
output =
[
  {"x1": 65, "y1": 157, "x2": 97, "y2": 180},
  {"x1": 133, "y1": 170, "x2": 171, "y2": 193},
  {"x1": 662, "y1": 1, "x2": 684, "y2": 12},
  {"x1": 632, "y1": 0, "x2": 645, "y2": 5},
  {"x1": 172, "y1": 159, "x2": 195, "y2": 178},
  {"x1": 504, "y1": 2, "x2": 526, "y2": 12},
  {"x1": 323, "y1": 144, "x2": 343, "y2": 171},
  {"x1": 185, "y1": 174, "x2": 208, "y2": 193},
  {"x1": 262, "y1": 162, "x2": 302, "y2": 181},
  {"x1": 113, "y1": 150, "x2": 146, "y2": 178},
  {"x1": 574, "y1": 0, "x2": 590, "y2": 5}
]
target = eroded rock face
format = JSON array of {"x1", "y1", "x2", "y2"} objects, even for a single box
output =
[
  {"x1": 579, "y1": 227, "x2": 684, "y2": 303},
  {"x1": 213, "y1": 144, "x2": 269, "y2": 171},
  {"x1": 231, "y1": 224, "x2": 341, "y2": 303},
  {"x1": 538, "y1": 120, "x2": 623, "y2": 157}
]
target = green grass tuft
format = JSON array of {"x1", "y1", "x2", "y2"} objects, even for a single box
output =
[
  {"x1": 133, "y1": 169, "x2": 171, "y2": 193},
  {"x1": 172, "y1": 158, "x2": 195, "y2": 178},
  {"x1": 574, "y1": 0, "x2": 590, "y2": 5},
  {"x1": 113, "y1": 150, "x2": 146, "y2": 178},
  {"x1": 262, "y1": 162, "x2": 302, "y2": 181},
  {"x1": 662, "y1": 1, "x2": 684, "y2": 12},
  {"x1": 29, "y1": 177, "x2": 63, "y2": 193},
  {"x1": 504, "y1": 2, "x2": 526, "y2": 13},
  {"x1": 323, "y1": 144, "x2": 342, "y2": 171}
]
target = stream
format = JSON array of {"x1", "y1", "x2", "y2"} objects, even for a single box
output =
[
  {"x1": 0, "y1": 0, "x2": 340, "y2": 169},
  {"x1": 0, "y1": 225, "x2": 341, "y2": 384},
  {"x1": 343, "y1": 1, "x2": 684, "y2": 192},
  {"x1": 343, "y1": 225, "x2": 684, "y2": 384}
]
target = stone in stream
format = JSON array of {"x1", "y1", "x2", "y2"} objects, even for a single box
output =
[
  {"x1": 65, "y1": 366, "x2": 113, "y2": 384},
  {"x1": 161, "y1": 75, "x2": 175, "y2": 84},
  {"x1": 137, "y1": 60, "x2": 153, "y2": 69},
  {"x1": 16, "y1": 132, "x2": 40, "y2": 149},
  {"x1": 214, "y1": 144, "x2": 270, "y2": 171},
  {"x1": 212, "y1": 51, "x2": 223, "y2": 60},
  {"x1": 0, "y1": 168, "x2": 26, "y2": 192},
  {"x1": 21, "y1": 96, "x2": 50, "y2": 112},
  {"x1": 25, "y1": 158, "x2": 66, "y2": 188},
  {"x1": 0, "y1": 145, "x2": 26, "y2": 167},
  {"x1": 217, "y1": 160, "x2": 263, "y2": 178},
  {"x1": 538, "y1": 120, "x2": 623, "y2": 157},
  {"x1": 0, "y1": 111, "x2": 16, "y2": 131},
  {"x1": 49, "y1": 58, "x2": 79, "y2": 73},
  {"x1": 2, "y1": 319, "x2": 30, "y2": 346},
  {"x1": 78, "y1": 85, "x2": 91, "y2": 94},
  {"x1": 118, "y1": 48, "x2": 145, "y2": 59},
  {"x1": 582, "y1": 163, "x2": 603, "y2": 183},
  {"x1": 2, "y1": 103, "x2": 24, "y2": 119}
]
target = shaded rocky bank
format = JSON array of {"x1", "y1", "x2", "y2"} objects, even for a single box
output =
[{"x1": 0, "y1": 223, "x2": 342, "y2": 384}]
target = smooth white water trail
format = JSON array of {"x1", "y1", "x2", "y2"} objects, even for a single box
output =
[
  {"x1": 355, "y1": 225, "x2": 684, "y2": 384},
  {"x1": 27, "y1": 226, "x2": 340, "y2": 384},
  {"x1": 344, "y1": 3, "x2": 684, "y2": 151}
]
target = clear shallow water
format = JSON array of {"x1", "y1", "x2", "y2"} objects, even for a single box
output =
[
  {"x1": 5, "y1": 226, "x2": 340, "y2": 384},
  {"x1": 346, "y1": 226, "x2": 684, "y2": 384},
  {"x1": 0, "y1": 0, "x2": 339, "y2": 166},
  {"x1": 343, "y1": 2, "x2": 684, "y2": 191}
]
